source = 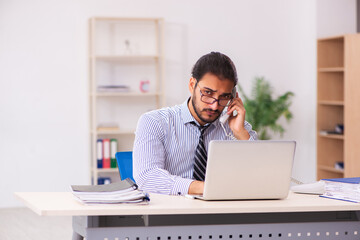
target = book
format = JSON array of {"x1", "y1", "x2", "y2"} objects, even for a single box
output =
[
  {"x1": 319, "y1": 130, "x2": 343, "y2": 136},
  {"x1": 97, "y1": 127, "x2": 120, "y2": 132},
  {"x1": 97, "y1": 139, "x2": 103, "y2": 168},
  {"x1": 110, "y1": 139, "x2": 117, "y2": 168},
  {"x1": 97, "y1": 123, "x2": 119, "y2": 132},
  {"x1": 97, "y1": 85, "x2": 130, "y2": 92},
  {"x1": 71, "y1": 179, "x2": 149, "y2": 204},
  {"x1": 103, "y1": 139, "x2": 111, "y2": 168},
  {"x1": 320, "y1": 178, "x2": 360, "y2": 203}
]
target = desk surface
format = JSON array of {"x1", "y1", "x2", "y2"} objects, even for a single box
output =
[{"x1": 15, "y1": 191, "x2": 360, "y2": 216}]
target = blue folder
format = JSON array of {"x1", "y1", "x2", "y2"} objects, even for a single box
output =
[
  {"x1": 322, "y1": 177, "x2": 360, "y2": 184},
  {"x1": 115, "y1": 151, "x2": 135, "y2": 182}
]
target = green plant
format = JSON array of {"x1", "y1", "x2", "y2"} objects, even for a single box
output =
[{"x1": 238, "y1": 77, "x2": 294, "y2": 140}]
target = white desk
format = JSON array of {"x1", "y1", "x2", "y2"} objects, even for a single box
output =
[{"x1": 15, "y1": 192, "x2": 360, "y2": 240}]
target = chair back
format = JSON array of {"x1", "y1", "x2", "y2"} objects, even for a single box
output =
[{"x1": 115, "y1": 151, "x2": 135, "y2": 182}]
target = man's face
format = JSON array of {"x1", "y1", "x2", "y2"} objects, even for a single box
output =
[{"x1": 189, "y1": 73, "x2": 234, "y2": 125}]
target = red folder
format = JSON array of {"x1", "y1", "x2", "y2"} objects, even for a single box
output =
[{"x1": 103, "y1": 139, "x2": 111, "y2": 168}]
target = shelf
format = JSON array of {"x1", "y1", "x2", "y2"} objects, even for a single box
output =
[
  {"x1": 96, "y1": 168, "x2": 119, "y2": 173},
  {"x1": 91, "y1": 130, "x2": 135, "y2": 135},
  {"x1": 317, "y1": 35, "x2": 344, "y2": 41},
  {"x1": 318, "y1": 165, "x2": 344, "y2": 174},
  {"x1": 94, "y1": 55, "x2": 159, "y2": 62},
  {"x1": 90, "y1": 17, "x2": 164, "y2": 185},
  {"x1": 317, "y1": 34, "x2": 360, "y2": 180},
  {"x1": 92, "y1": 17, "x2": 162, "y2": 22},
  {"x1": 318, "y1": 67, "x2": 344, "y2": 72},
  {"x1": 318, "y1": 100, "x2": 344, "y2": 106},
  {"x1": 93, "y1": 92, "x2": 161, "y2": 97},
  {"x1": 318, "y1": 133, "x2": 344, "y2": 140}
]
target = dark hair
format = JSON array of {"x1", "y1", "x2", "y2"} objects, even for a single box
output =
[{"x1": 191, "y1": 52, "x2": 238, "y2": 86}]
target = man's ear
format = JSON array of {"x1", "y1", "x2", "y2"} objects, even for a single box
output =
[{"x1": 189, "y1": 77, "x2": 197, "y2": 93}]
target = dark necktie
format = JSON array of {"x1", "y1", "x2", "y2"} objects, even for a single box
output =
[{"x1": 191, "y1": 122, "x2": 210, "y2": 181}]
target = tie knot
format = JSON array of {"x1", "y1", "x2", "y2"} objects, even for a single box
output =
[{"x1": 191, "y1": 122, "x2": 210, "y2": 134}]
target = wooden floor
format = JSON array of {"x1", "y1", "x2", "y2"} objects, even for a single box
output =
[{"x1": 0, "y1": 208, "x2": 72, "y2": 240}]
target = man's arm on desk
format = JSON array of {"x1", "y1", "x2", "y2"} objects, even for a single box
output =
[{"x1": 133, "y1": 113, "x2": 194, "y2": 195}]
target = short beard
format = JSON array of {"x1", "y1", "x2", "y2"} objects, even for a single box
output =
[{"x1": 191, "y1": 92, "x2": 220, "y2": 124}]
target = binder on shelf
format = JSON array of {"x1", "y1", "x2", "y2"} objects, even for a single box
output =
[
  {"x1": 110, "y1": 139, "x2": 118, "y2": 168},
  {"x1": 334, "y1": 162, "x2": 344, "y2": 170},
  {"x1": 97, "y1": 177, "x2": 111, "y2": 185},
  {"x1": 320, "y1": 177, "x2": 360, "y2": 203},
  {"x1": 97, "y1": 139, "x2": 103, "y2": 169},
  {"x1": 103, "y1": 139, "x2": 111, "y2": 168}
]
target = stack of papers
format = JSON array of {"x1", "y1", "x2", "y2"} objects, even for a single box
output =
[
  {"x1": 71, "y1": 179, "x2": 149, "y2": 204},
  {"x1": 320, "y1": 177, "x2": 360, "y2": 203}
]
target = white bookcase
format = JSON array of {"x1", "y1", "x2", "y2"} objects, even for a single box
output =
[{"x1": 89, "y1": 17, "x2": 164, "y2": 184}]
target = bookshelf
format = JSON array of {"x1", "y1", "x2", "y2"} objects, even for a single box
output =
[
  {"x1": 317, "y1": 34, "x2": 360, "y2": 180},
  {"x1": 89, "y1": 17, "x2": 164, "y2": 184}
]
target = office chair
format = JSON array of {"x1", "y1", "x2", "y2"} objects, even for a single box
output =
[{"x1": 115, "y1": 151, "x2": 135, "y2": 182}]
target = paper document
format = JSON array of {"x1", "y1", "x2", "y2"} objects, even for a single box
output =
[{"x1": 71, "y1": 179, "x2": 149, "y2": 204}]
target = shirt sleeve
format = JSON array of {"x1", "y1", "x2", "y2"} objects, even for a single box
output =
[
  {"x1": 133, "y1": 113, "x2": 194, "y2": 195},
  {"x1": 244, "y1": 121, "x2": 258, "y2": 141}
]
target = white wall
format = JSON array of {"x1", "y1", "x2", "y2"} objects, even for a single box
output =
[
  {"x1": 0, "y1": 0, "x2": 319, "y2": 208},
  {"x1": 317, "y1": 0, "x2": 357, "y2": 38}
]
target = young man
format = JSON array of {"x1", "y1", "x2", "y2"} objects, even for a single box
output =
[{"x1": 133, "y1": 52, "x2": 257, "y2": 195}]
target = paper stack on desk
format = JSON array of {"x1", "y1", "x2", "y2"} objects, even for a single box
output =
[
  {"x1": 71, "y1": 178, "x2": 149, "y2": 204},
  {"x1": 320, "y1": 177, "x2": 360, "y2": 203}
]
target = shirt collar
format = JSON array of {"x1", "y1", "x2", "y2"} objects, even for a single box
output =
[
  {"x1": 181, "y1": 98, "x2": 197, "y2": 125},
  {"x1": 180, "y1": 98, "x2": 220, "y2": 128}
]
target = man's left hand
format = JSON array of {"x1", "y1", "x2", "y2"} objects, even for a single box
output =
[{"x1": 226, "y1": 93, "x2": 250, "y2": 140}]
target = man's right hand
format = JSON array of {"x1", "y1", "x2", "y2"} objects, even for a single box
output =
[{"x1": 188, "y1": 180, "x2": 204, "y2": 195}]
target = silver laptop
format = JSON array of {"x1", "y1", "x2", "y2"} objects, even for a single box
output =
[{"x1": 193, "y1": 140, "x2": 296, "y2": 201}]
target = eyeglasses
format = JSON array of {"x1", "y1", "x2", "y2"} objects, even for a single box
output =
[{"x1": 198, "y1": 84, "x2": 233, "y2": 107}]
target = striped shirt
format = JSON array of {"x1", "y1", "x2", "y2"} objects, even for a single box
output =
[{"x1": 133, "y1": 99, "x2": 257, "y2": 195}]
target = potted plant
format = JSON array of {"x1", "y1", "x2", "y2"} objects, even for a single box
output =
[{"x1": 238, "y1": 77, "x2": 294, "y2": 140}]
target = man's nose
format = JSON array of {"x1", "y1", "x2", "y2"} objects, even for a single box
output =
[{"x1": 208, "y1": 100, "x2": 219, "y2": 110}]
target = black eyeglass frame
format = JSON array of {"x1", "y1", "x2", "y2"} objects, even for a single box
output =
[{"x1": 197, "y1": 83, "x2": 234, "y2": 107}]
